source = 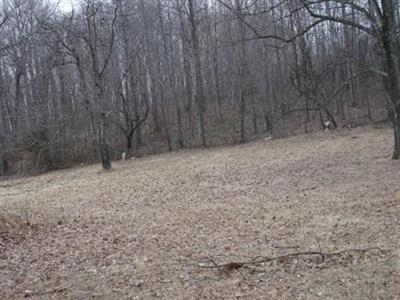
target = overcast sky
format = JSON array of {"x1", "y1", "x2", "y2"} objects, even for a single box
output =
[{"x1": 54, "y1": 0, "x2": 77, "y2": 12}]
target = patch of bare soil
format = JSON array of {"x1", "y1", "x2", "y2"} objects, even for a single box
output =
[{"x1": 0, "y1": 126, "x2": 399, "y2": 299}]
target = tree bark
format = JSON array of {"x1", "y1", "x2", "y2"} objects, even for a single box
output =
[
  {"x1": 236, "y1": 0, "x2": 247, "y2": 144},
  {"x1": 99, "y1": 113, "x2": 111, "y2": 170},
  {"x1": 188, "y1": 0, "x2": 207, "y2": 146},
  {"x1": 393, "y1": 116, "x2": 400, "y2": 159},
  {"x1": 381, "y1": 0, "x2": 400, "y2": 159}
]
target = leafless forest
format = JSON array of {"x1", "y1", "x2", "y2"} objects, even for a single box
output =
[
  {"x1": 1, "y1": 2, "x2": 400, "y2": 298},
  {"x1": 0, "y1": 0, "x2": 400, "y2": 174}
]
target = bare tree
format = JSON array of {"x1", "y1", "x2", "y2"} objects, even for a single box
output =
[
  {"x1": 0, "y1": 0, "x2": 396, "y2": 175},
  {"x1": 300, "y1": 0, "x2": 400, "y2": 158},
  {"x1": 188, "y1": 0, "x2": 207, "y2": 146}
]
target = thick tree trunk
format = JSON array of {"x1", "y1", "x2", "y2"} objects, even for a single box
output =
[
  {"x1": 126, "y1": 133, "x2": 133, "y2": 158},
  {"x1": 264, "y1": 114, "x2": 272, "y2": 134},
  {"x1": 381, "y1": 0, "x2": 400, "y2": 159},
  {"x1": 94, "y1": 65, "x2": 112, "y2": 170},
  {"x1": 99, "y1": 118, "x2": 111, "y2": 168},
  {"x1": 99, "y1": 114, "x2": 111, "y2": 170},
  {"x1": 100, "y1": 144, "x2": 111, "y2": 170},
  {"x1": 1, "y1": 158, "x2": 8, "y2": 175}
]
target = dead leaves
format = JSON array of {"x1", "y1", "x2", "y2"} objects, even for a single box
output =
[{"x1": 0, "y1": 127, "x2": 399, "y2": 299}]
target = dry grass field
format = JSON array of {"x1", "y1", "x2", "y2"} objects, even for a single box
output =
[{"x1": 1, "y1": 126, "x2": 400, "y2": 299}]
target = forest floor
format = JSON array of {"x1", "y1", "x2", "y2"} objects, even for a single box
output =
[{"x1": 1, "y1": 126, "x2": 400, "y2": 299}]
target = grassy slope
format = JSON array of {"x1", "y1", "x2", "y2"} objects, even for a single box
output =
[{"x1": 0, "y1": 126, "x2": 399, "y2": 299}]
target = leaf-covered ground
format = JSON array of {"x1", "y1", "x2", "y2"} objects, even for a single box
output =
[{"x1": 1, "y1": 126, "x2": 399, "y2": 299}]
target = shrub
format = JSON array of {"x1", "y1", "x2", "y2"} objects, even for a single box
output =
[{"x1": 22, "y1": 125, "x2": 53, "y2": 173}]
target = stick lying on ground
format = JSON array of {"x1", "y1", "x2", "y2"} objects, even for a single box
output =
[{"x1": 198, "y1": 247, "x2": 387, "y2": 271}]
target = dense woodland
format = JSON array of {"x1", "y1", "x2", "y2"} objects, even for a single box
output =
[{"x1": 0, "y1": 0, "x2": 399, "y2": 174}]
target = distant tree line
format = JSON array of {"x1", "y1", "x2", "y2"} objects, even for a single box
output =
[{"x1": 0, "y1": 0, "x2": 397, "y2": 174}]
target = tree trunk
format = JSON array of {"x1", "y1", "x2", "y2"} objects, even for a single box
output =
[
  {"x1": 188, "y1": 0, "x2": 207, "y2": 147},
  {"x1": 239, "y1": 93, "x2": 246, "y2": 143},
  {"x1": 99, "y1": 113, "x2": 111, "y2": 170},
  {"x1": 381, "y1": 0, "x2": 400, "y2": 159},
  {"x1": 262, "y1": 46, "x2": 274, "y2": 136},
  {"x1": 121, "y1": 1, "x2": 143, "y2": 153},
  {"x1": 393, "y1": 116, "x2": 400, "y2": 159},
  {"x1": 93, "y1": 65, "x2": 112, "y2": 170},
  {"x1": 160, "y1": 86, "x2": 173, "y2": 151},
  {"x1": 176, "y1": 6, "x2": 194, "y2": 134},
  {"x1": 14, "y1": 66, "x2": 23, "y2": 133},
  {"x1": 1, "y1": 158, "x2": 8, "y2": 175},
  {"x1": 236, "y1": 0, "x2": 247, "y2": 144},
  {"x1": 126, "y1": 131, "x2": 133, "y2": 158},
  {"x1": 139, "y1": 0, "x2": 160, "y2": 134}
]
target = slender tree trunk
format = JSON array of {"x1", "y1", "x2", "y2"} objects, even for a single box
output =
[
  {"x1": 188, "y1": 0, "x2": 207, "y2": 146},
  {"x1": 176, "y1": 107, "x2": 184, "y2": 148},
  {"x1": 139, "y1": 0, "x2": 160, "y2": 134},
  {"x1": 236, "y1": 0, "x2": 247, "y2": 143},
  {"x1": 212, "y1": 35, "x2": 223, "y2": 124},
  {"x1": 183, "y1": 53, "x2": 193, "y2": 132},
  {"x1": 0, "y1": 57, "x2": 9, "y2": 175},
  {"x1": 77, "y1": 65, "x2": 97, "y2": 156},
  {"x1": 252, "y1": 97, "x2": 258, "y2": 135},
  {"x1": 166, "y1": 8, "x2": 184, "y2": 149},
  {"x1": 394, "y1": 118, "x2": 400, "y2": 159},
  {"x1": 159, "y1": 82, "x2": 172, "y2": 151},
  {"x1": 121, "y1": 2, "x2": 142, "y2": 154},
  {"x1": 176, "y1": 4, "x2": 193, "y2": 134},
  {"x1": 14, "y1": 66, "x2": 23, "y2": 133},
  {"x1": 159, "y1": 1, "x2": 183, "y2": 149},
  {"x1": 262, "y1": 46, "x2": 274, "y2": 136}
]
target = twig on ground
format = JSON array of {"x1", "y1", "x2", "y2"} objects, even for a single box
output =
[
  {"x1": 198, "y1": 247, "x2": 386, "y2": 271},
  {"x1": 24, "y1": 287, "x2": 67, "y2": 298},
  {"x1": 272, "y1": 245, "x2": 300, "y2": 250}
]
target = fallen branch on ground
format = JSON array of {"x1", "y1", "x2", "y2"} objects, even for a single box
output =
[
  {"x1": 198, "y1": 247, "x2": 386, "y2": 271},
  {"x1": 23, "y1": 287, "x2": 67, "y2": 298}
]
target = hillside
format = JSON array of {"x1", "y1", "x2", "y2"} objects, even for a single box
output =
[{"x1": 0, "y1": 126, "x2": 399, "y2": 299}]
